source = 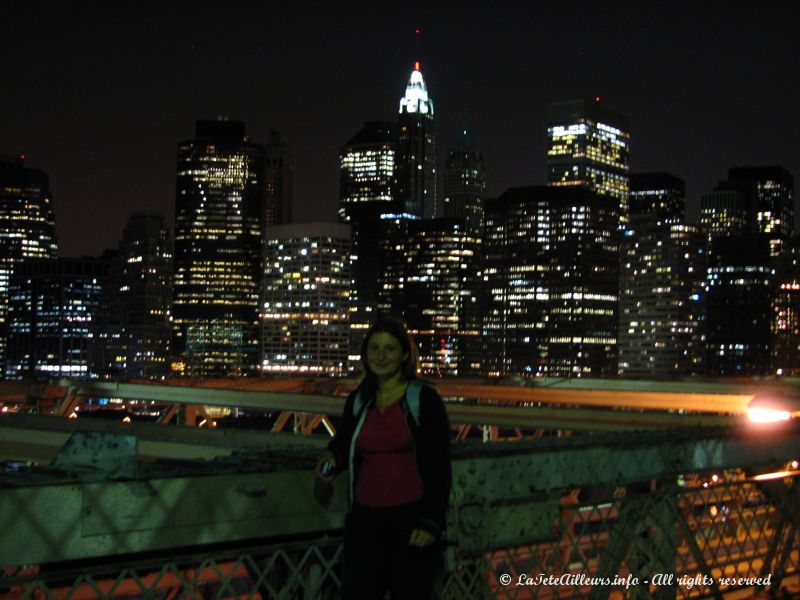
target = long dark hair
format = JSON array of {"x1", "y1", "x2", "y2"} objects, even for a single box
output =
[{"x1": 359, "y1": 316, "x2": 419, "y2": 399}]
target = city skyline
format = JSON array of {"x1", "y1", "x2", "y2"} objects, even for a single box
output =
[{"x1": 3, "y1": 2, "x2": 799, "y2": 256}]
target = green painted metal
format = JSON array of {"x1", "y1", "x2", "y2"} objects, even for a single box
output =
[
  {"x1": 0, "y1": 412, "x2": 328, "y2": 464},
  {"x1": 2, "y1": 422, "x2": 798, "y2": 567},
  {"x1": 51, "y1": 431, "x2": 138, "y2": 478},
  {"x1": 0, "y1": 467, "x2": 348, "y2": 566}
]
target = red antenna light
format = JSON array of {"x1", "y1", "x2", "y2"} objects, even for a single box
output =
[
  {"x1": 19, "y1": 154, "x2": 26, "y2": 160},
  {"x1": 415, "y1": 27, "x2": 421, "y2": 34},
  {"x1": 414, "y1": 61, "x2": 421, "y2": 71},
  {"x1": 595, "y1": 96, "x2": 601, "y2": 103}
]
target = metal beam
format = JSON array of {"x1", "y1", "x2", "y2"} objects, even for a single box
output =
[{"x1": 0, "y1": 378, "x2": 765, "y2": 415}]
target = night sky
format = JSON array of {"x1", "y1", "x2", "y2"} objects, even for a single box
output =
[{"x1": 3, "y1": 2, "x2": 799, "y2": 257}]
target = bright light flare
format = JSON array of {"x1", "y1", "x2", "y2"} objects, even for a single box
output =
[
  {"x1": 753, "y1": 470, "x2": 795, "y2": 482},
  {"x1": 747, "y1": 407, "x2": 792, "y2": 423}
]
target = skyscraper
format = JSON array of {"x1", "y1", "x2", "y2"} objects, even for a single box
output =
[
  {"x1": 546, "y1": 99, "x2": 630, "y2": 228},
  {"x1": 263, "y1": 130, "x2": 293, "y2": 227},
  {"x1": 483, "y1": 186, "x2": 619, "y2": 377},
  {"x1": 93, "y1": 212, "x2": 173, "y2": 379},
  {"x1": 773, "y1": 235, "x2": 800, "y2": 375},
  {"x1": 728, "y1": 166, "x2": 794, "y2": 257},
  {"x1": 6, "y1": 258, "x2": 107, "y2": 380},
  {"x1": 700, "y1": 188, "x2": 749, "y2": 244},
  {"x1": 261, "y1": 222, "x2": 350, "y2": 375},
  {"x1": 379, "y1": 218, "x2": 481, "y2": 375},
  {"x1": 706, "y1": 234, "x2": 774, "y2": 375},
  {"x1": 700, "y1": 167, "x2": 793, "y2": 376},
  {"x1": 173, "y1": 119, "x2": 264, "y2": 377},
  {"x1": 339, "y1": 121, "x2": 397, "y2": 220},
  {"x1": 338, "y1": 121, "x2": 399, "y2": 369},
  {"x1": 0, "y1": 155, "x2": 59, "y2": 378},
  {"x1": 443, "y1": 124, "x2": 486, "y2": 237},
  {"x1": 395, "y1": 62, "x2": 437, "y2": 218},
  {"x1": 619, "y1": 173, "x2": 706, "y2": 378},
  {"x1": 701, "y1": 167, "x2": 794, "y2": 256}
]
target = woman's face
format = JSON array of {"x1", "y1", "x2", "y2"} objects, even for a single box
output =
[{"x1": 366, "y1": 332, "x2": 407, "y2": 381}]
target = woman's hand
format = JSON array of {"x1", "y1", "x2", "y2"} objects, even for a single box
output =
[
  {"x1": 314, "y1": 451, "x2": 336, "y2": 482},
  {"x1": 408, "y1": 528, "x2": 435, "y2": 548}
]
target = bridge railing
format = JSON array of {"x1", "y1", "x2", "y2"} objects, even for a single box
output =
[{"x1": 1, "y1": 388, "x2": 799, "y2": 600}]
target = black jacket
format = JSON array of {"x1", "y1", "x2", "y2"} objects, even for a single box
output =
[{"x1": 327, "y1": 381, "x2": 452, "y2": 537}]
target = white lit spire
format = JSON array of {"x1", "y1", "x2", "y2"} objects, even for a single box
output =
[{"x1": 399, "y1": 61, "x2": 434, "y2": 116}]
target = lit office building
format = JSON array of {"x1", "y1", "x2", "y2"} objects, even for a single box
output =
[
  {"x1": 443, "y1": 125, "x2": 486, "y2": 237},
  {"x1": 619, "y1": 173, "x2": 706, "y2": 377},
  {"x1": 261, "y1": 222, "x2": 350, "y2": 375},
  {"x1": 699, "y1": 188, "x2": 749, "y2": 244},
  {"x1": 701, "y1": 167, "x2": 794, "y2": 257},
  {"x1": 705, "y1": 234, "x2": 774, "y2": 376},
  {"x1": 482, "y1": 188, "x2": 547, "y2": 376},
  {"x1": 396, "y1": 62, "x2": 437, "y2": 218},
  {"x1": 173, "y1": 119, "x2": 264, "y2": 377},
  {"x1": 483, "y1": 186, "x2": 619, "y2": 377},
  {"x1": 728, "y1": 167, "x2": 794, "y2": 257},
  {"x1": 263, "y1": 130, "x2": 293, "y2": 227},
  {"x1": 339, "y1": 121, "x2": 397, "y2": 219},
  {"x1": 93, "y1": 212, "x2": 173, "y2": 379},
  {"x1": 380, "y1": 219, "x2": 481, "y2": 375},
  {"x1": 544, "y1": 188, "x2": 619, "y2": 377},
  {"x1": 0, "y1": 155, "x2": 59, "y2": 378},
  {"x1": 546, "y1": 99, "x2": 630, "y2": 228},
  {"x1": 376, "y1": 213, "x2": 418, "y2": 318},
  {"x1": 6, "y1": 258, "x2": 107, "y2": 380}
]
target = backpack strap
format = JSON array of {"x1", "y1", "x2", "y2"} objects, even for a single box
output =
[
  {"x1": 352, "y1": 389, "x2": 364, "y2": 417},
  {"x1": 353, "y1": 380, "x2": 425, "y2": 426},
  {"x1": 405, "y1": 379, "x2": 425, "y2": 427}
]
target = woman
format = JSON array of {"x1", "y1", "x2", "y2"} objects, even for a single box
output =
[{"x1": 315, "y1": 317, "x2": 452, "y2": 599}]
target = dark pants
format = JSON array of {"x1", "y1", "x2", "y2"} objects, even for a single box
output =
[{"x1": 341, "y1": 501, "x2": 443, "y2": 600}]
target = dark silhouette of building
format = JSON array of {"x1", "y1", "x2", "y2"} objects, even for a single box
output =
[
  {"x1": 619, "y1": 173, "x2": 706, "y2": 377},
  {"x1": 395, "y1": 62, "x2": 437, "y2": 218},
  {"x1": 6, "y1": 258, "x2": 108, "y2": 380},
  {"x1": 173, "y1": 119, "x2": 264, "y2": 377},
  {"x1": 263, "y1": 130, "x2": 293, "y2": 227},
  {"x1": 706, "y1": 234, "x2": 774, "y2": 375},
  {"x1": 338, "y1": 121, "x2": 399, "y2": 370},
  {"x1": 0, "y1": 155, "x2": 58, "y2": 378},
  {"x1": 701, "y1": 166, "x2": 793, "y2": 257},
  {"x1": 728, "y1": 167, "x2": 794, "y2": 257},
  {"x1": 773, "y1": 235, "x2": 800, "y2": 375},
  {"x1": 443, "y1": 124, "x2": 486, "y2": 237},
  {"x1": 484, "y1": 186, "x2": 619, "y2": 377},
  {"x1": 93, "y1": 212, "x2": 173, "y2": 379},
  {"x1": 701, "y1": 166, "x2": 794, "y2": 376}
]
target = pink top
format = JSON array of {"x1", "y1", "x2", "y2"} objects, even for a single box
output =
[{"x1": 355, "y1": 400, "x2": 424, "y2": 507}]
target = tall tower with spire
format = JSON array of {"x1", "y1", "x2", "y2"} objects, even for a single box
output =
[{"x1": 395, "y1": 62, "x2": 437, "y2": 218}]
